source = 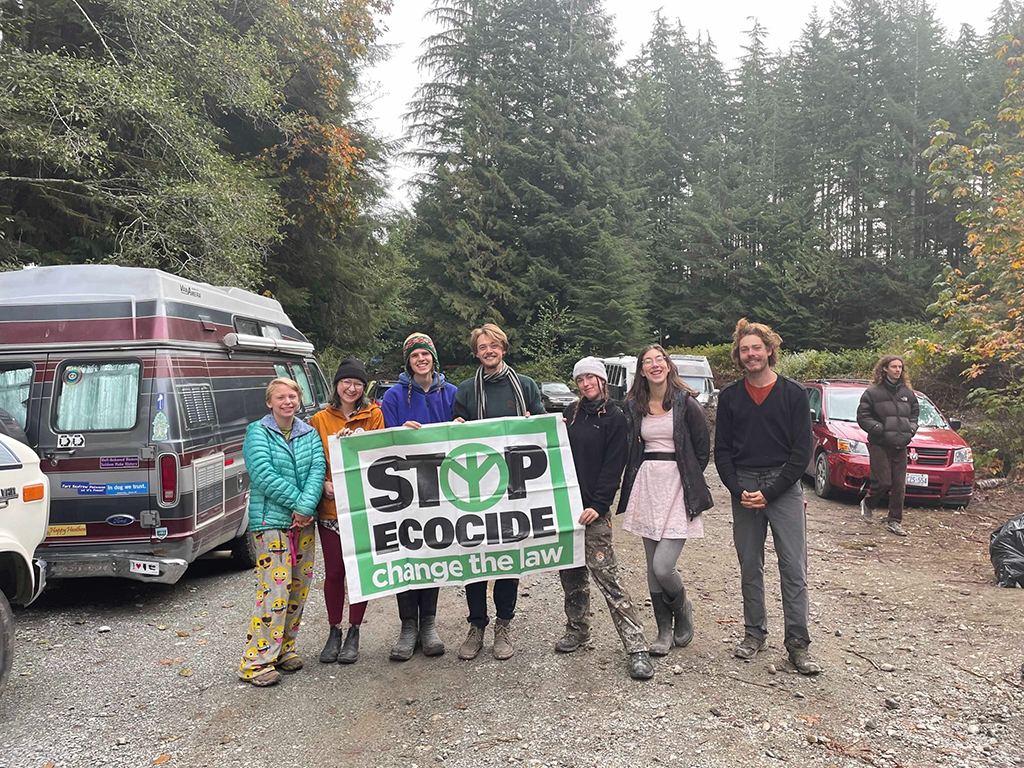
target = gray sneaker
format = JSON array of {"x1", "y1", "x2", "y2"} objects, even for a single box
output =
[
  {"x1": 886, "y1": 521, "x2": 908, "y2": 537},
  {"x1": 860, "y1": 498, "x2": 872, "y2": 520},
  {"x1": 734, "y1": 634, "x2": 766, "y2": 659}
]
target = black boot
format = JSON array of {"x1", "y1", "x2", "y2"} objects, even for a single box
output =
[
  {"x1": 318, "y1": 625, "x2": 343, "y2": 664},
  {"x1": 649, "y1": 592, "x2": 673, "y2": 657},
  {"x1": 419, "y1": 614, "x2": 445, "y2": 657},
  {"x1": 390, "y1": 619, "x2": 419, "y2": 661},
  {"x1": 666, "y1": 588, "x2": 693, "y2": 647},
  {"x1": 627, "y1": 651, "x2": 655, "y2": 680},
  {"x1": 337, "y1": 625, "x2": 360, "y2": 664}
]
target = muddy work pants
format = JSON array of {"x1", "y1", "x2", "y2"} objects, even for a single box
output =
[
  {"x1": 559, "y1": 516, "x2": 648, "y2": 654},
  {"x1": 238, "y1": 525, "x2": 315, "y2": 680}
]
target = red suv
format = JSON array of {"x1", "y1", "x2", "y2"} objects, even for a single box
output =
[{"x1": 803, "y1": 379, "x2": 974, "y2": 507}]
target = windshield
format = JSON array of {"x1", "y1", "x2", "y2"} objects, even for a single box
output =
[
  {"x1": 680, "y1": 376, "x2": 710, "y2": 393},
  {"x1": 543, "y1": 383, "x2": 571, "y2": 394},
  {"x1": 827, "y1": 388, "x2": 948, "y2": 428}
]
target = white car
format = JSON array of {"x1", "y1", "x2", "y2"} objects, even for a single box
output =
[{"x1": 0, "y1": 432, "x2": 49, "y2": 696}]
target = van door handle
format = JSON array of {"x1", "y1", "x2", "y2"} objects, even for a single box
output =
[{"x1": 43, "y1": 448, "x2": 76, "y2": 465}]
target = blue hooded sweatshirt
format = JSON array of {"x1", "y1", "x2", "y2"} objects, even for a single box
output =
[{"x1": 381, "y1": 371, "x2": 457, "y2": 428}]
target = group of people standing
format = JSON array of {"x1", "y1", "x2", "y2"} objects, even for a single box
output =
[{"x1": 236, "y1": 317, "x2": 828, "y2": 687}]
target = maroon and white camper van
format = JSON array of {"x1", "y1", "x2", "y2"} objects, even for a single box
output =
[{"x1": 0, "y1": 265, "x2": 330, "y2": 584}]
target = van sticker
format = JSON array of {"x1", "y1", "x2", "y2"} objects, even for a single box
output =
[
  {"x1": 107, "y1": 482, "x2": 148, "y2": 496},
  {"x1": 47, "y1": 524, "x2": 87, "y2": 537},
  {"x1": 152, "y1": 411, "x2": 170, "y2": 441},
  {"x1": 63, "y1": 367, "x2": 83, "y2": 386},
  {"x1": 106, "y1": 514, "x2": 135, "y2": 526},
  {"x1": 57, "y1": 433, "x2": 86, "y2": 448},
  {"x1": 155, "y1": 526, "x2": 168, "y2": 540},
  {"x1": 61, "y1": 481, "x2": 107, "y2": 495},
  {"x1": 100, "y1": 456, "x2": 141, "y2": 469},
  {"x1": 156, "y1": 393, "x2": 166, "y2": 411}
]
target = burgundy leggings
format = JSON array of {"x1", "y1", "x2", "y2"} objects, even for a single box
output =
[{"x1": 318, "y1": 523, "x2": 367, "y2": 626}]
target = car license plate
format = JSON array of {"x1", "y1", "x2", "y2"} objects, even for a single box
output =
[
  {"x1": 129, "y1": 559, "x2": 160, "y2": 576},
  {"x1": 906, "y1": 472, "x2": 929, "y2": 488}
]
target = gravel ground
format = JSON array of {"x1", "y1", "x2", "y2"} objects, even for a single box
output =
[{"x1": 2, "y1": 472, "x2": 1023, "y2": 768}]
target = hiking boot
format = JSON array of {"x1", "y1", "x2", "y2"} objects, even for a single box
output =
[
  {"x1": 734, "y1": 634, "x2": 766, "y2": 660},
  {"x1": 554, "y1": 627, "x2": 591, "y2": 653},
  {"x1": 627, "y1": 651, "x2": 655, "y2": 680},
  {"x1": 390, "y1": 619, "x2": 419, "y2": 661},
  {"x1": 419, "y1": 614, "x2": 445, "y2": 657},
  {"x1": 276, "y1": 655, "x2": 303, "y2": 673},
  {"x1": 666, "y1": 589, "x2": 693, "y2": 648},
  {"x1": 493, "y1": 618, "x2": 515, "y2": 660},
  {"x1": 458, "y1": 624, "x2": 484, "y2": 660},
  {"x1": 860, "y1": 498, "x2": 872, "y2": 520},
  {"x1": 337, "y1": 625, "x2": 360, "y2": 664},
  {"x1": 319, "y1": 625, "x2": 343, "y2": 663},
  {"x1": 886, "y1": 521, "x2": 908, "y2": 537},
  {"x1": 649, "y1": 592, "x2": 674, "y2": 657},
  {"x1": 788, "y1": 645, "x2": 823, "y2": 675},
  {"x1": 248, "y1": 668, "x2": 281, "y2": 687}
]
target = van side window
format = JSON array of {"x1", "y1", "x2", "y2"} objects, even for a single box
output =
[
  {"x1": 808, "y1": 387, "x2": 822, "y2": 419},
  {"x1": 0, "y1": 365, "x2": 33, "y2": 428},
  {"x1": 309, "y1": 363, "x2": 329, "y2": 405},
  {"x1": 234, "y1": 318, "x2": 260, "y2": 336},
  {"x1": 274, "y1": 363, "x2": 290, "y2": 380},
  {"x1": 288, "y1": 364, "x2": 313, "y2": 406},
  {"x1": 56, "y1": 362, "x2": 140, "y2": 431}
]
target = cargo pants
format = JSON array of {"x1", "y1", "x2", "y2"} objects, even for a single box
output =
[
  {"x1": 238, "y1": 524, "x2": 316, "y2": 680},
  {"x1": 559, "y1": 515, "x2": 648, "y2": 653}
]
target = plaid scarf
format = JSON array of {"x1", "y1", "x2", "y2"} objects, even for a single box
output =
[{"x1": 474, "y1": 363, "x2": 527, "y2": 420}]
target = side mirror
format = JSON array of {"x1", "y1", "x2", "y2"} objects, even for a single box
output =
[
  {"x1": 949, "y1": 418, "x2": 961, "y2": 431},
  {"x1": 809, "y1": 409, "x2": 818, "y2": 424},
  {"x1": 713, "y1": 389, "x2": 720, "y2": 396}
]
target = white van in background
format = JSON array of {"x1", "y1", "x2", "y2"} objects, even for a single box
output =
[{"x1": 604, "y1": 354, "x2": 717, "y2": 409}]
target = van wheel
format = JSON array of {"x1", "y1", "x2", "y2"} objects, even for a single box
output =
[
  {"x1": 0, "y1": 590, "x2": 14, "y2": 698},
  {"x1": 229, "y1": 530, "x2": 258, "y2": 570},
  {"x1": 814, "y1": 452, "x2": 834, "y2": 499},
  {"x1": 0, "y1": 408, "x2": 28, "y2": 446}
]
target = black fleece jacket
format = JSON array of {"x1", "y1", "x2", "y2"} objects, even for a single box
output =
[
  {"x1": 714, "y1": 374, "x2": 813, "y2": 502},
  {"x1": 562, "y1": 399, "x2": 628, "y2": 517}
]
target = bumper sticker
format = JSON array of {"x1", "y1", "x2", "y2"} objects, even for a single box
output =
[
  {"x1": 57, "y1": 433, "x2": 86, "y2": 448},
  {"x1": 100, "y1": 456, "x2": 141, "y2": 469},
  {"x1": 60, "y1": 481, "x2": 149, "y2": 496},
  {"x1": 47, "y1": 524, "x2": 87, "y2": 537},
  {"x1": 155, "y1": 527, "x2": 169, "y2": 540},
  {"x1": 152, "y1": 411, "x2": 170, "y2": 441}
]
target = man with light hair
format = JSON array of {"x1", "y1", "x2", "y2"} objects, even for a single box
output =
[
  {"x1": 452, "y1": 323, "x2": 545, "y2": 661},
  {"x1": 714, "y1": 318, "x2": 820, "y2": 675}
]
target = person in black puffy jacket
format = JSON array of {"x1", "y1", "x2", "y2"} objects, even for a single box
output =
[{"x1": 857, "y1": 355, "x2": 919, "y2": 537}]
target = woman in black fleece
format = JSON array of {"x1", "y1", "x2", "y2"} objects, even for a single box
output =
[{"x1": 556, "y1": 357, "x2": 654, "y2": 680}]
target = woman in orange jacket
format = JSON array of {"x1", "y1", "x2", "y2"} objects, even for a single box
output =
[{"x1": 308, "y1": 356, "x2": 385, "y2": 664}]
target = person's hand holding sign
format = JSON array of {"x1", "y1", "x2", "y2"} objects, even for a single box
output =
[
  {"x1": 335, "y1": 427, "x2": 354, "y2": 438},
  {"x1": 403, "y1": 421, "x2": 423, "y2": 429},
  {"x1": 323, "y1": 480, "x2": 334, "y2": 499},
  {"x1": 578, "y1": 507, "x2": 599, "y2": 525}
]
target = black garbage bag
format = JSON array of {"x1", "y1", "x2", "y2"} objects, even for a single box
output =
[{"x1": 990, "y1": 513, "x2": 1024, "y2": 588}]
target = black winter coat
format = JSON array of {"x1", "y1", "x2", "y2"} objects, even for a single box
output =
[
  {"x1": 616, "y1": 390, "x2": 713, "y2": 519},
  {"x1": 857, "y1": 381, "x2": 919, "y2": 449},
  {"x1": 562, "y1": 399, "x2": 628, "y2": 518}
]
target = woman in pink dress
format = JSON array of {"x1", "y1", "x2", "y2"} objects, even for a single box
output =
[{"x1": 618, "y1": 344, "x2": 713, "y2": 656}]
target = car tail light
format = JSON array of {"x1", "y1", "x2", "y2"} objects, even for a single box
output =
[
  {"x1": 159, "y1": 454, "x2": 179, "y2": 505},
  {"x1": 22, "y1": 483, "x2": 45, "y2": 502}
]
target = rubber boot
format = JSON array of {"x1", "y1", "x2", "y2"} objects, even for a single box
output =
[
  {"x1": 649, "y1": 592, "x2": 674, "y2": 657},
  {"x1": 318, "y1": 625, "x2": 343, "y2": 664},
  {"x1": 337, "y1": 625, "x2": 360, "y2": 664},
  {"x1": 419, "y1": 614, "x2": 445, "y2": 657},
  {"x1": 390, "y1": 620, "x2": 419, "y2": 661},
  {"x1": 666, "y1": 588, "x2": 693, "y2": 647}
]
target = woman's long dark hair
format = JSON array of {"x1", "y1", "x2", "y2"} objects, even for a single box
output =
[{"x1": 625, "y1": 344, "x2": 696, "y2": 416}]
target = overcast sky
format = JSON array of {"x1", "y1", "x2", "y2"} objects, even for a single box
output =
[{"x1": 362, "y1": 0, "x2": 997, "y2": 208}]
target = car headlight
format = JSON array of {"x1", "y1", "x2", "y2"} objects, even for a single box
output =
[
  {"x1": 837, "y1": 438, "x2": 869, "y2": 455},
  {"x1": 953, "y1": 447, "x2": 973, "y2": 464}
]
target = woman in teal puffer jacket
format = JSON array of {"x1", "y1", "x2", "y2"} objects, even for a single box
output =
[{"x1": 237, "y1": 377, "x2": 326, "y2": 686}]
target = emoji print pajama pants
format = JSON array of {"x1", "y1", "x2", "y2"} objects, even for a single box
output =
[{"x1": 238, "y1": 524, "x2": 316, "y2": 680}]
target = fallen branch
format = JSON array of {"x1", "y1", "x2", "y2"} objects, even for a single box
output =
[{"x1": 841, "y1": 648, "x2": 882, "y2": 671}]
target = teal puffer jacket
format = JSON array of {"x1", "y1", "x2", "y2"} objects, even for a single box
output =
[{"x1": 243, "y1": 415, "x2": 326, "y2": 532}]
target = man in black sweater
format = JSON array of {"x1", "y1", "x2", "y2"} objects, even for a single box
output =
[{"x1": 715, "y1": 318, "x2": 820, "y2": 675}]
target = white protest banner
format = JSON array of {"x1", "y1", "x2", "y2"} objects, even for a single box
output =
[{"x1": 328, "y1": 415, "x2": 584, "y2": 602}]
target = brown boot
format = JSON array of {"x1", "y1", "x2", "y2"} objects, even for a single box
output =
[
  {"x1": 493, "y1": 618, "x2": 515, "y2": 660},
  {"x1": 458, "y1": 624, "x2": 484, "y2": 660}
]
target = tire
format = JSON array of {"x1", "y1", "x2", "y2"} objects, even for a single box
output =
[
  {"x1": 814, "y1": 452, "x2": 834, "y2": 499},
  {"x1": 0, "y1": 408, "x2": 28, "y2": 446},
  {"x1": 0, "y1": 590, "x2": 14, "y2": 698},
  {"x1": 229, "y1": 529, "x2": 258, "y2": 570}
]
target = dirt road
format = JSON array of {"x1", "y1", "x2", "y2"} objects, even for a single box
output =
[{"x1": 2, "y1": 473, "x2": 1022, "y2": 768}]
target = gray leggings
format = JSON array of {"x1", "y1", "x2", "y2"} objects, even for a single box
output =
[{"x1": 642, "y1": 537, "x2": 686, "y2": 597}]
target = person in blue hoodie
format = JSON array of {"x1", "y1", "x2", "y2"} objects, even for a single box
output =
[{"x1": 380, "y1": 332, "x2": 457, "y2": 660}]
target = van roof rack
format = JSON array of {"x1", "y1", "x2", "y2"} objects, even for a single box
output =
[{"x1": 806, "y1": 378, "x2": 871, "y2": 385}]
